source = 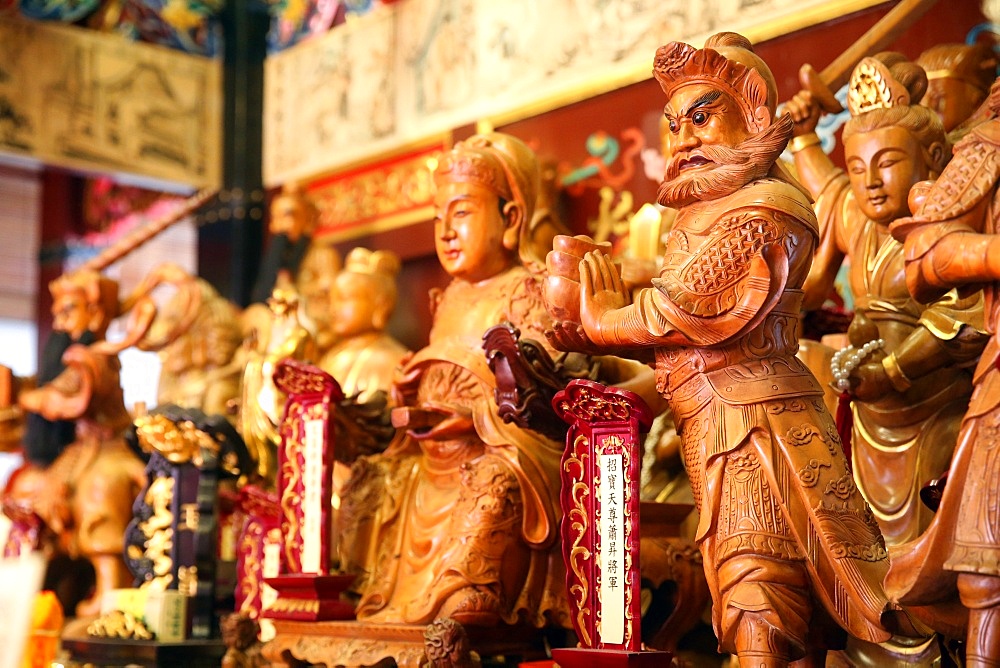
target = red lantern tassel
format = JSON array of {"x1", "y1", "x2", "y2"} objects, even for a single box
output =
[{"x1": 835, "y1": 391, "x2": 853, "y2": 471}]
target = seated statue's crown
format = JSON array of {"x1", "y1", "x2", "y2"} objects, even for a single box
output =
[
  {"x1": 344, "y1": 247, "x2": 401, "y2": 278},
  {"x1": 653, "y1": 32, "x2": 777, "y2": 134},
  {"x1": 434, "y1": 132, "x2": 539, "y2": 226}
]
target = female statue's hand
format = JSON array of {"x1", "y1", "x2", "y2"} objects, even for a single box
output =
[
  {"x1": 850, "y1": 360, "x2": 893, "y2": 402},
  {"x1": 783, "y1": 90, "x2": 822, "y2": 136}
]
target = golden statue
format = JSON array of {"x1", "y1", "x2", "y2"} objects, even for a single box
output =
[
  {"x1": 885, "y1": 80, "x2": 1000, "y2": 667},
  {"x1": 785, "y1": 53, "x2": 986, "y2": 551},
  {"x1": 544, "y1": 33, "x2": 906, "y2": 664},
  {"x1": 338, "y1": 132, "x2": 571, "y2": 629},
  {"x1": 240, "y1": 283, "x2": 316, "y2": 485},
  {"x1": 155, "y1": 277, "x2": 243, "y2": 417},
  {"x1": 318, "y1": 247, "x2": 409, "y2": 403},
  {"x1": 295, "y1": 236, "x2": 342, "y2": 356}
]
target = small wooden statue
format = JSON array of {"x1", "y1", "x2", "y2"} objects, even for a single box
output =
[
  {"x1": 240, "y1": 283, "x2": 316, "y2": 485},
  {"x1": 295, "y1": 237, "x2": 342, "y2": 356},
  {"x1": 544, "y1": 32, "x2": 905, "y2": 664},
  {"x1": 886, "y1": 79, "x2": 1000, "y2": 667},
  {"x1": 319, "y1": 247, "x2": 409, "y2": 403},
  {"x1": 252, "y1": 183, "x2": 318, "y2": 305},
  {"x1": 785, "y1": 53, "x2": 986, "y2": 551}
]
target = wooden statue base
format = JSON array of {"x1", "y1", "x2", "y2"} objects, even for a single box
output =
[
  {"x1": 263, "y1": 574, "x2": 356, "y2": 621},
  {"x1": 551, "y1": 647, "x2": 673, "y2": 667},
  {"x1": 263, "y1": 618, "x2": 549, "y2": 668}
]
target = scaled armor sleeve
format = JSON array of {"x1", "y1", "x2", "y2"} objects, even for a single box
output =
[
  {"x1": 592, "y1": 203, "x2": 798, "y2": 349},
  {"x1": 896, "y1": 122, "x2": 1000, "y2": 302}
]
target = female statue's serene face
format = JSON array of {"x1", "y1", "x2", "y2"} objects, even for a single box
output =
[
  {"x1": 845, "y1": 126, "x2": 929, "y2": 226},
  {"x1": 433, "y1": 180, "x2": 515, "y2": 283}
]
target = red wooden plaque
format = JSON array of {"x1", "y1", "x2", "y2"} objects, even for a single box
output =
[
  {"x1": 552, "y1": 379, "x2": 669, "y2": 666},
  {"x1": 264, "y1": 359, "x2": 354, "y2": 622}
]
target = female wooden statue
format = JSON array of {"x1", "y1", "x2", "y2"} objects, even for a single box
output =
[{"x1": 785, "y1": 53, "x2": 986, "y2": 549}]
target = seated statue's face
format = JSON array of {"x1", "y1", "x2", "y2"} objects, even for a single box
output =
[
  {"x1": 433, "y1": 181, "x2": 515, "y2": 283},
  {"x1": 270, "y1": 195, "x2": 311, "y2": 240},
  {"x1": 844, "y1": 126, "x2": 929, "y2": 226},
  {"x1": 331, "y1": 271, "x2": 381, "y2": 337}
]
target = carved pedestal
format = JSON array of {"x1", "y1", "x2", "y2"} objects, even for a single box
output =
[
  {"x1": 264, "y1": 574, "x2": 355, "y2": 621},
  {"x1": 551, "y1": 380, "x2": 671, "y2": 667},
  {"x1": 551, "y1": 647, "x2": 670, "y2": 667},
  {"x1": 263, "y1": 619, "x2": 547, "y2": 668}
]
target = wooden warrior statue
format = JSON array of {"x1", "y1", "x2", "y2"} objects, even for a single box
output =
[
  {"x1": 886, "y1": 79, "x2": 1000, "y2": 668},
  {"x1": 544, "y1": 32, "x2": 911, "y2": 664}
]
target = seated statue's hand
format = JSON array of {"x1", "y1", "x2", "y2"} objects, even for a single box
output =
[
  {"x1": 17, "y1": 386, "x2": 43, "y2": 414},
  {"x1": 850, "y1": 359, "x2": 892, "y2": 403},
  {"x1": 397, "y1": 403, "x2": 475, "y2": 441},
  {"x1": 391, "y1": 352, "x2": 420, "y2": 406}
]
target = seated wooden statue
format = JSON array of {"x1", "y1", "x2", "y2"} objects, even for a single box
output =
[
  {"x1": 544, "y1": 33, "x2": 911, "y2": 664},
  {"x1": 337, "y1": 132, "x2": 572, "y2": 629},
  {"x1": 319, "y1": 247, "x2": 409, "y2": 403}
]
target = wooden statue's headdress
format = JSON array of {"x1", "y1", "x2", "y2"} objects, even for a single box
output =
[{"x1": 653, "y1": 32, "x2": 778, "y2": 134}]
